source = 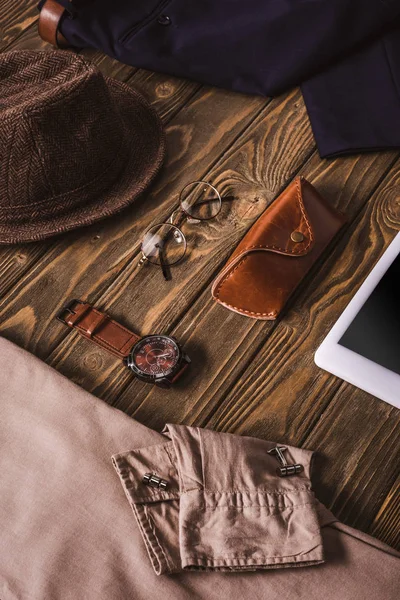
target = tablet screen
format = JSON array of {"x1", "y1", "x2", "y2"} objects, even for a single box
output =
[{"x1": 339, "y1": 253, "x2": 400, "y2": 376}]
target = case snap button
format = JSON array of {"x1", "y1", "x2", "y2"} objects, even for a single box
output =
[
  {"x1": 158, "y1": 14, "x2": 171, "y2": 26},
  {"x1": 290, "y1": 231, "x2": 304, "y2": 243}
]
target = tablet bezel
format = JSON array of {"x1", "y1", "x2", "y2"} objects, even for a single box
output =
[{"x1": 315, "y1": 232, "x2": 400, "y2": 409}]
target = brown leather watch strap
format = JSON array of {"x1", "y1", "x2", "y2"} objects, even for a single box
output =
[
  {"x1": 57, "y1": 300, "x2": 140, "y2": 359},
  {"x1": 169, "y1": 360, "x2": 189, "y2": 384},
  {"x1": 38, "y1": 0, "x2": 70, "y2": 48}
]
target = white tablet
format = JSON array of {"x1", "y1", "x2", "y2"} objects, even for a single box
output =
[{"x1": 315, "y1": 232, "x2": 400, "y2": 409}]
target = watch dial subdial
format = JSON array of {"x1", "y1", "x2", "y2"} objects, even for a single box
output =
[{"x1": 131, "y1": 336, "x2": 179, "y2": 378}]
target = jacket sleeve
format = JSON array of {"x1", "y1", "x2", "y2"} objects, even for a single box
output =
[
  {"x1": 49, "y1": 1, "x2": 400, "y2": 98},
  {"x1": 112, "y1": 424, "x2": 324, "y2": 575},
  {"x1": 301, "y1": 27, "x2": 400, "y2": 158}
]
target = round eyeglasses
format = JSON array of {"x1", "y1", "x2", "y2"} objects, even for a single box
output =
[{"x1": 138, "y1": 181, "x2": 222, "y2": 281}]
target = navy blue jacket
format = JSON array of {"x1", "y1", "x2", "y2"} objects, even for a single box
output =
[{"x1": 39, "y1": 0, "x2": 400, "y2": 158}]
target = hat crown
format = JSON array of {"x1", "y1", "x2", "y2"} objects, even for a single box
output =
[{"x1": 0, "y1": 51, "x2": 128, "y2": 221}]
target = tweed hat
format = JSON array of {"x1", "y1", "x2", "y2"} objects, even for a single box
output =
[{"x1": 0, "y1": 50, "x2": 165, "y2": 243}]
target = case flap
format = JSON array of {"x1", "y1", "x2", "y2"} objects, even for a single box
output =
[
  {"x1": 221, "y1": 177, "x2": 315, "y2": 270},
  {"x1": 211, "y1": 177, "x2": 345, "y2": 320}
]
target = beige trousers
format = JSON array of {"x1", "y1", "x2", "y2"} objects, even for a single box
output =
[{"x1": 0, "y1": 337, "x2": 398, "y2": 599}]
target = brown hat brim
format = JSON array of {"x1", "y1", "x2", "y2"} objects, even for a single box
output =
[{"x1": 0, "y1": 78, "x2": 165, "y2": 244}]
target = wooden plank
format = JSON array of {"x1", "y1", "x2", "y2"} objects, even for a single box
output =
[
  {"x1": 39, "y1": 88, "x2": 314, "y2": 395},
  {"x1": 369, "y1": 477, "x2": 400, "y2": 550},
  {"x1": 109, "y1": 151, "x2": 399, "y2": 431},
  {"x1": 0, "y1": 82, "x2": 268, "y2": 359},
  {"x1": 0, "y1": 28, "x2": 142, "y2": 300},
  {"x1": 0, "y1": 1, "x2": 38, "y2": 50},
  {"x1": 3, "y1": 20, "x2": 47, "y2": 51},
  {"x1": 203, "y1": 155, "x2": 400, "y2": 437},
  {"x1": 303, "y1": 389, "x2": 399, "y2": 544},
  {"x1": 124, "y1": 68, "x2": 202, "y2": 124},
  {"x1": 0, "y1": 245, "x2": 52, "y2": 299},
  {"x1": 41, "y1": 141, "x2": 400, "y2": 548},
  {"x1": 196, "y1": 161, "x2": 400, "y2": 547},
  {"x1": 2, "y1": 4, "x2": 398, "y2": 552},
  {"x1": 0, "y1": 32, "x2": 201, "y2": 300}
]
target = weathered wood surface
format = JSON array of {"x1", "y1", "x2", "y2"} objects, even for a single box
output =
[
  {"x1": 1, "y1": 7, "x2": 399, "y2": 551},
  {"x1": 0, "y1": 1, "x2": 38, "y2": 50}
]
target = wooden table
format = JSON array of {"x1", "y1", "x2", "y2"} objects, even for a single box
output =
[{"x1": 2, "y1": 2, "x2": 399, "y2": 551}]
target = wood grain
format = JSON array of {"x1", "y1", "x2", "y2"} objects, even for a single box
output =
[
  {"x1": 0, "y1": 1, "x2": 38, "y2": 50},
  {"x1": 107, "y1": 151, "x2": 399, "y2": 431},
  {"x1": 202, "y1": 160, "x2": 400, "y2": 534},
  {"x1": 205, "y1": 155, "x2": 400, "y2": 437},
  {"x1": 43, "y1": 88, "x2": 312, "y2": 392},
  {"x1": 0, "y1": 29, "x2": 202, "y2": 299},
  {"x1": 369, "y1": 477, "x2": 400, "y2": 549},
  {"x1": 304, "y1": 387, "x2": 399, "y2": 533},
  {"x1": 0, "y1": 82, "x2": 268, "y2": 358},
  {"x1": 1, "y1": 2, "x2": 399, "y2": 552}
]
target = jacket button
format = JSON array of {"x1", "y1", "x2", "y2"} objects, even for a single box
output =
[{"x1": 158, "y1": 14, "x2": 171, "y2": 26}]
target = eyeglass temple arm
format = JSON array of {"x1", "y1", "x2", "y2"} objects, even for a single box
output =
[
  {"x1": 168, "y1": 203, "x2": 211, "y2": 228},
  {"x1": 188, "y1": 194, "x2": 234, "y2": 208},
  {"x1": 156, "y1": 243, "x2": 171, "y2": 281}
]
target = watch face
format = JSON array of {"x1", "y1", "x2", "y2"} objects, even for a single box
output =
[{"x1": 128, "y1": 335, "x2": 181, "y2": 379}]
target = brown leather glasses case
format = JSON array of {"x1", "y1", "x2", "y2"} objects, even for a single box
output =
[{"x1": 211, "y1": 177, "x2": 346, "y2": 320}]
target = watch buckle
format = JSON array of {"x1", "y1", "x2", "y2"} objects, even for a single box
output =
[{"x1": 56, "y1": 299, "x2": 84, "y2": 325}]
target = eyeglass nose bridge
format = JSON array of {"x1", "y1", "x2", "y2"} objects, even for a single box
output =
[
  {"x1": 168, "y1": 210, "x2": 201, "y2": 228},
  {"x1": 164, "y1": 214, "x2": 185, "y2": 242},
  {"x1": 138, "y1": 180, "x2": 222, "y2": 278}
]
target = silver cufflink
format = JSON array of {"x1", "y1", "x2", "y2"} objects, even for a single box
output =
[
  {"x1": 142, "y1": 473, "x2": 168, "y2": 490},
  {"x1": 268, "y1": 446, "x2": 303, "y2": 477}
]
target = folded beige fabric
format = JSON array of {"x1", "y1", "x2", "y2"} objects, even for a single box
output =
[
  {"x1": 0, "y1": 336, "x2": 399, "y2": 599},
  {"x1": 112, "y1": 424, "x2": 324, "y2": 573}
]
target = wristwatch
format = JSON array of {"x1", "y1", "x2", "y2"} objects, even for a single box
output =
[{"x1": 56, "y1": 300, "x2": 191, "y2": 388}]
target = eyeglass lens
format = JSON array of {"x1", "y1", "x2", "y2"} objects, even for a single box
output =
[
  {"x1": 180, "y1": 181, "x2": 222, "y2": 221},
  {"x1": 141, "y1": 223, "x2": 187, "y2": 267}
]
